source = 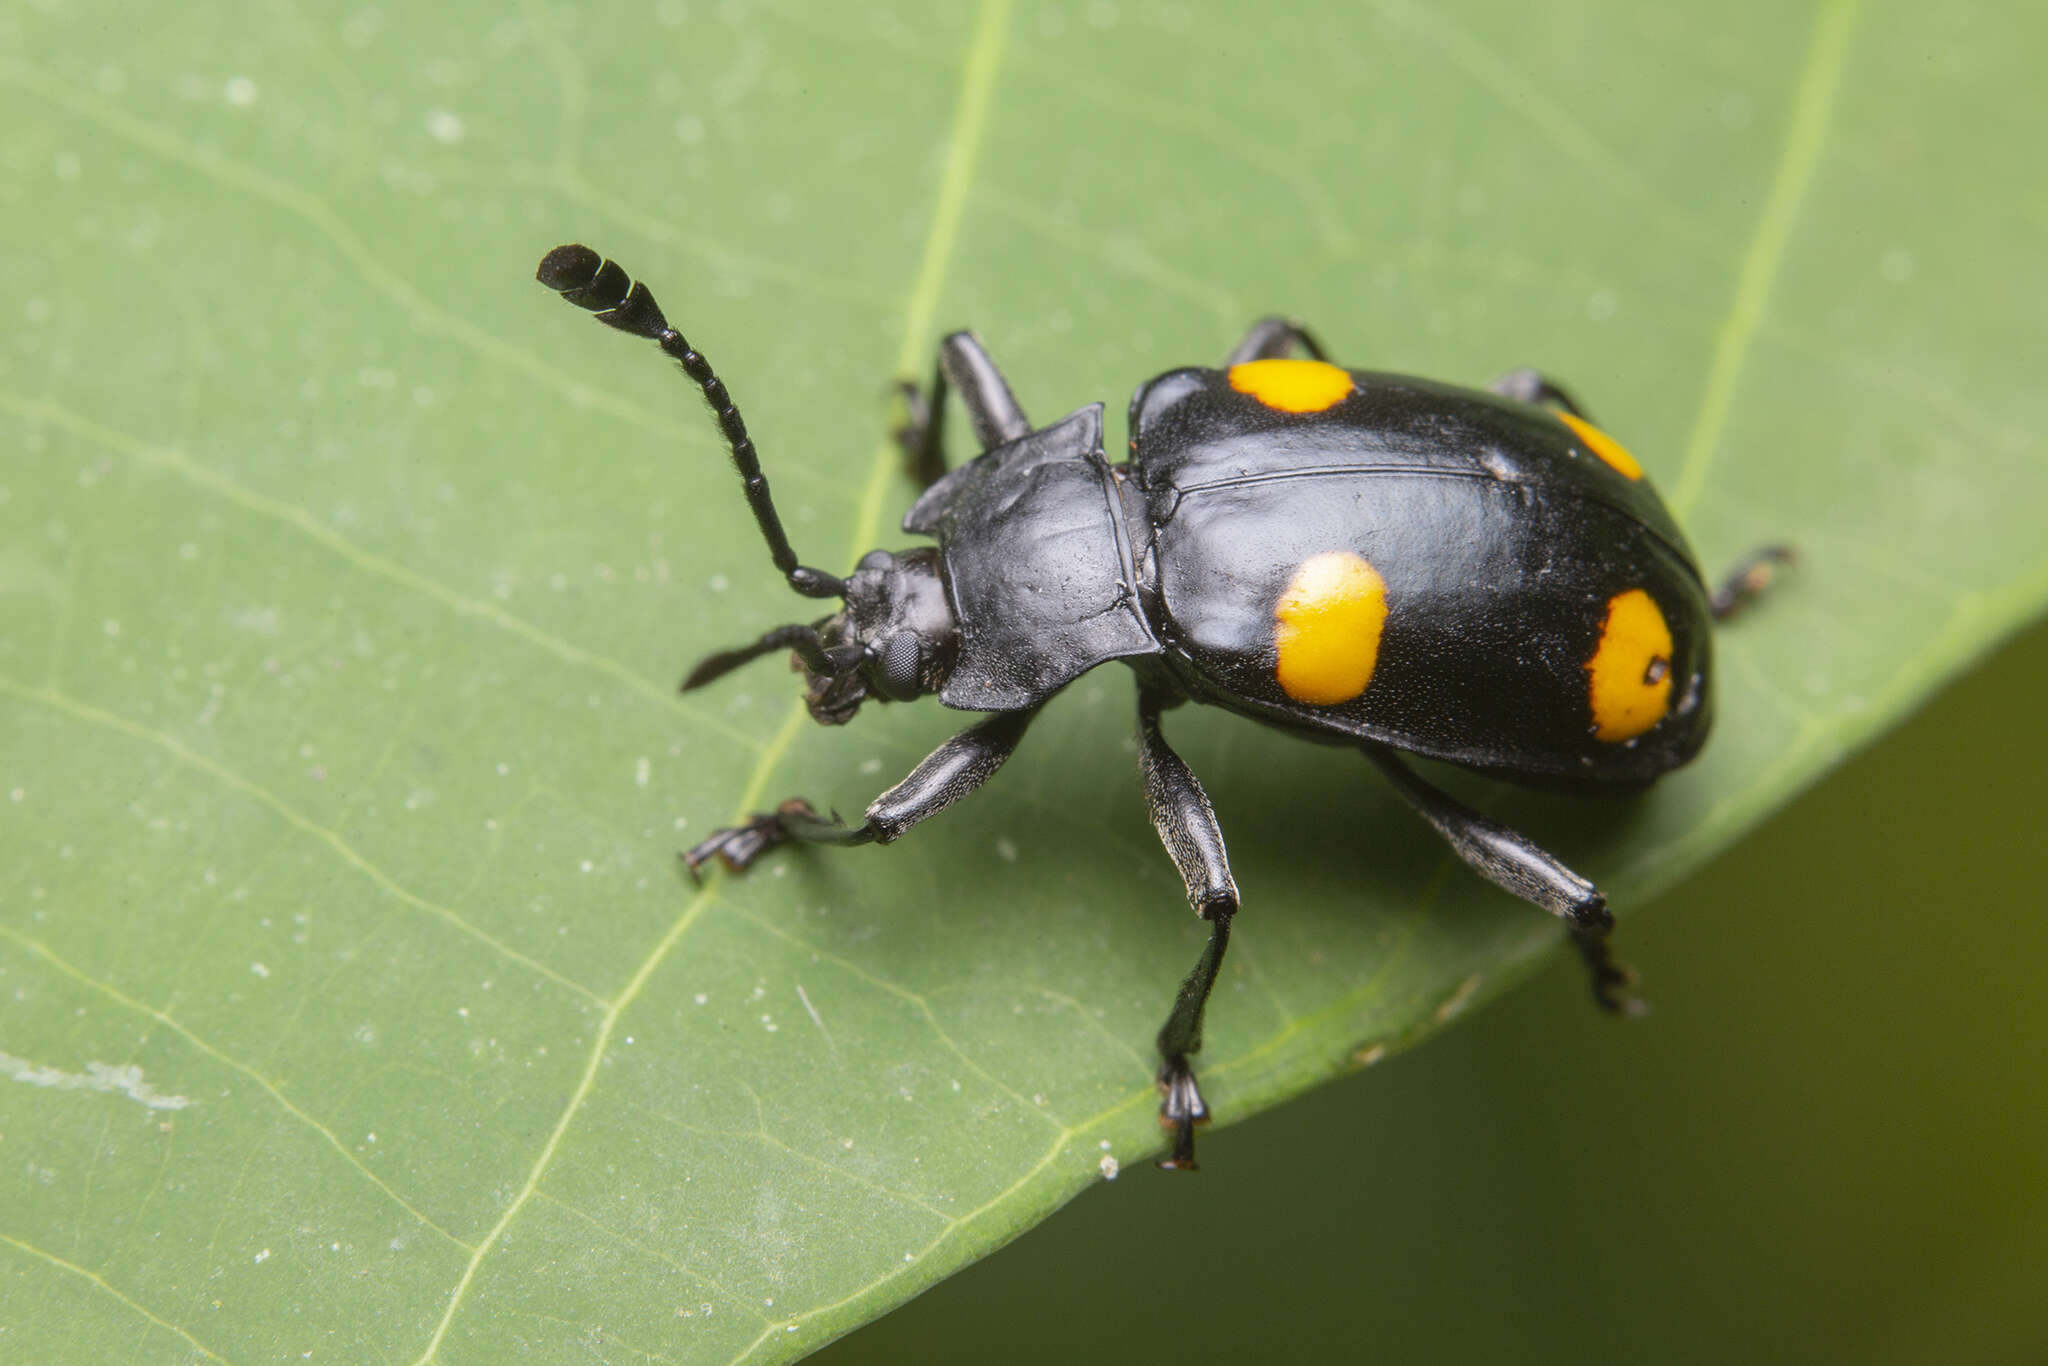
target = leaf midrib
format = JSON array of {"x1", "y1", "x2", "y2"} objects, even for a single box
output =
[{"x1": 405, "y1": 2, "x2": 1018, "y2": 1359}]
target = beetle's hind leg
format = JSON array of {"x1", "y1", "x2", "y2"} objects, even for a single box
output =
[
  {"x1": 1490, "y1": 367, "x2": 1593, "y2": 419},
  {"x1": 1363, "y1": 746, "x2": 1644, "y2": 1016},
  {"x1": 682, "y1": 707, "x2": 1038, "y2": 877},
  {"x1": 892, "y1": 331, "x2": 1033, "y2": 489},
  {"x1": 1709, "y1": 544, "x2": 1796, "y2": 621},
  {"x1": 1224, "y1": 317, "x2": 1331, "y2": 366},
  {"x1": 1136, "y1": 687, "x2": 1242, "y2": 1170}
]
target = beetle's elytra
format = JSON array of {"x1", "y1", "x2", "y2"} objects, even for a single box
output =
[{"x1": 536, "y1": 243, "x2": 1788, "y2": 1169}]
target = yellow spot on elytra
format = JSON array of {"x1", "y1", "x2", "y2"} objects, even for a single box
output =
[
  {"x1": 1274, "y1": 552, "x2": 1388, "y2": 705},
  {"x1": 1586, "y1": 588, "x2": 1673, "y2": 741},
  {"x1": 1228, "y1": 358, "x2": 1355, "y2": 414},
  {"x1": 1558, "y1": 411, "x2": 1644, "y2": 481}
]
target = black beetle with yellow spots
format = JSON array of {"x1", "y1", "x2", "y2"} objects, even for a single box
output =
[{"x1": 537, "y1": 245, "x2": 1789, "y2": 1169}]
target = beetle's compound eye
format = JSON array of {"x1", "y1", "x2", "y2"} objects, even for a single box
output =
[{"x1": 875, "y1": 634, "x2": 926, "y2": 700}]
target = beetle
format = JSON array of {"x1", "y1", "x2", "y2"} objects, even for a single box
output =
[{"x1": 536, "y1": 243, "x2": 1788, "y2": 1169}]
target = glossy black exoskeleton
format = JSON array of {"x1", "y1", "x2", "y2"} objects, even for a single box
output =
[{"x1": 536, "y1": 244, "x2": 1789, "y2": 1169}]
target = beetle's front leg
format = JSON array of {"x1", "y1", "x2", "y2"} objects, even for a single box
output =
[
  {"x1": 683, "y1": 707, "x2": 1038, "y2": 877},
  {"x1": 1363, "y1": 745, "x2": 1644, "y2": 1015},
  {"x1": 1137, "y1": 687, "x2": 1241, "y2": 1170},
  {"x1": 892, "y1": 331, "x2": 1033, "y2": 489}
]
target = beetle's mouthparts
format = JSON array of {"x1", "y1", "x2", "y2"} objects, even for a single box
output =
[{"x1": 799, "y1": 613, "x2": 867, "y2": 725}]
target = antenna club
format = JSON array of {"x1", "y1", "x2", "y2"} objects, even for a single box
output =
[{"x1": 536, "y1": 243, "x2": 602, "y2": 292}]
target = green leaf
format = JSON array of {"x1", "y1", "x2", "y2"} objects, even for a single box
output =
[{"x1": 1, "y1": 1, "x2": 2041, "y2": 1363}]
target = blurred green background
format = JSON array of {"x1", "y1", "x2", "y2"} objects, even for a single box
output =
[{"x1": 820, "y1": 615, "x2": 2048, "y2": 1361}]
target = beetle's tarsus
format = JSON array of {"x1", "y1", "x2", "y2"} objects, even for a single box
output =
[
  {"x1": 1574, "y1": 930, "x2": 1648, "y2": 1016},
  {"x1": 1156, "y1": 1059, "x2": 1209, "y2": 1170},
  {"x1": 681, "y1": 798, "x2": 823, "y2": 878}
]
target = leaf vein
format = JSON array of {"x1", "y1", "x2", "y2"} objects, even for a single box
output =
[
  {"x1": 0, "y1": 390, "x2": 762, "y2": 752},
  {"x1": 0, "y1": 930, "x2": 476, "y2": 1256},
  {"x1": 0, "y1": 677, "x2": 606, "y2": 1007},
  {"x1": 720, "y1": 899, "x2": 1095, "y2": 1116},
  {"x1": 0, "y1": 61, "x2": 696, "y2": 445},
  {"x1": 1362, "y1": 0, "x2": 1724, "y2": 256},
  {"x1": 0, "y1": 1230, "x2": 236, "y2": 1365},
  {"x1": 1671, "y1": 0, "x2": 1861, "y2": 514},
  {"x1": 405, "y1": 6, "x2": 1018, "y2": 1360}
]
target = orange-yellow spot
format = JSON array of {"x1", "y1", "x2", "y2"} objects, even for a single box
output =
[
  {"x1": 1586, "y1": 588, "x2": 1673, "y2": 742},
  {"x1": 1274, "y1": 552, "x2": 1389, "y2": 705},
  {"x1": 1228, "y1": 358, "x2": 1356, "y2": 414},
  {"x1": 1557, "y1": 411, "x2": 1644, "y2": 481}
]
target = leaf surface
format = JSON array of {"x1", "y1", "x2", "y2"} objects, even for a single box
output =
[{"x1": 2, "y1": 1, "x2": 2043, "y2": 1362}]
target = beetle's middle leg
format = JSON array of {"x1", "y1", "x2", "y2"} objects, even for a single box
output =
[
  {"x1": 1137, "y1": 686, "x2": 1241, "y2": 1170},
  {"x1": 1362, "y1": 745, "x2": 1644, "y2": 1016},
  {"x1": 683, "y1": 706, "x2": 1038, "y2": 876},
  {"x1": 1224, "y1": 317, "x2": 1331, "y2": 366},
  {"x1": 893, "y1": 331, "x2": 1033, "y2": 489},
  {"x1": 1489, "y1": 367, "x2": 1593, "y2": 419}
]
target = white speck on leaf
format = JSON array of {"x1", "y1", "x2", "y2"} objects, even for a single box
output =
[{"x1": 425, "y1": 109, "x2": 465, "y2": 144}]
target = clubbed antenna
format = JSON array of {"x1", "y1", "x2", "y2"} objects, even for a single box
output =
[{"x1": 537, "y1": 244, "x2": 845, "y2": 600}]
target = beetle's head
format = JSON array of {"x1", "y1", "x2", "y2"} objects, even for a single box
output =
[
  {"x1": 683, "y1": 548, "x2": 958, "y2": 726},
  {"x1": 799, "y1": 548, "x2": 958, "y2": 723}
]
